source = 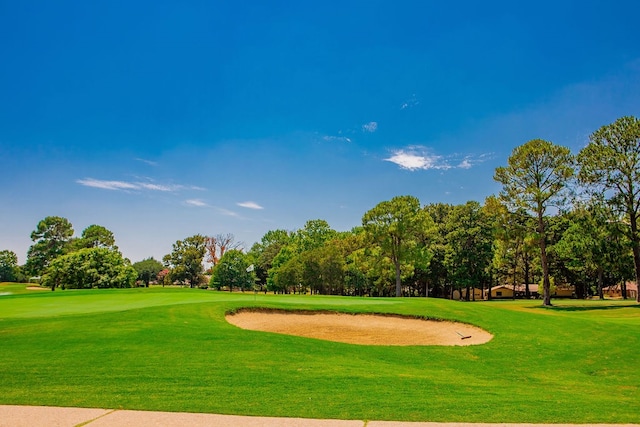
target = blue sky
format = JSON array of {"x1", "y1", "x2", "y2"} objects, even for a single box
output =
[{"x1": 2, "y1": 1, "x2": 640, "y2": 264}]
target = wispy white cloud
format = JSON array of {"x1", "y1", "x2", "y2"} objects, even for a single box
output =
[
  {"x1": 76, "y1": 178, "x2": 140, "y2": 191},
  {"x1": 323, "y1": 135, "x2": 352, "y2": 143},
  {"x1": 217, "y1": 208, "x2": 240, "y2": 217},
  {"x1": 384, "y1": 147, "x2": 490, "y2": 171},
  {"x1": 185, "y1": 199, "x2": 208, "y2": 207},
  {"x1": 77, "y1": 178, "x2": 205, "y2": 192},
  {"x1": 362, "y1": 121, "x2": 378, "y2": 133},
  {"x1": 135, "y1": 158, "x2": 158, "y2": 166},
  {"x1": 237, "y1": 201, "x2": 264, "y2": 210},
  {"x1": 385, "y1": 148, "x2": 450, "y2": 171},
  {"x1": 138, "y1": 183, "x2": 177, "y2": 192},
  {"x1": 400, "y1": 94, "x2": 419, "y2": 110},
  {"x1": 457, "y1": 158, "x2": 473, "y2": 169}
]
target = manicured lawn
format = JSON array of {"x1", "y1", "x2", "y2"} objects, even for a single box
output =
[
  {"x1": 0, "y1": 282, "x2": 49, "y2": 296},
  {"x1": 0, "y1": 285, "x2": 638, "y2": 423}
]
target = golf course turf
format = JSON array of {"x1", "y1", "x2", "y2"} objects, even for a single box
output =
[{"x1": 0, "y1": 283, "x2": 638, "y2": 423}]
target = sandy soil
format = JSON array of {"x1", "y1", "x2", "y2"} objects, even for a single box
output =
[{"x1": 226, "y1": 310, "x2": 493, "y2": 346}]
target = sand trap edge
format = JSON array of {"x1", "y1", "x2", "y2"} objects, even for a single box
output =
[{"x1": 225, "y1": 308, "x2": 493, "y2": 346}]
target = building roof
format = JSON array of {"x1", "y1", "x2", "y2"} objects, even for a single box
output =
[
  {"x1": 603, "y1": 282, "x2": 638, "y2": 291},
  {"x1": 489, "y1": 284, "x2": 539, "y2": 292}
]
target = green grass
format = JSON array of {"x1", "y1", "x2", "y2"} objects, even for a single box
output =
[
  {"x1": 0, "y1": 285, "x2": 638, "y2": 423},
  {"x1": 0, "y1": 282, "x2": 49, "y2": 296}
]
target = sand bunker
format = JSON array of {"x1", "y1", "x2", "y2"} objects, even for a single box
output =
[{"x1": 226, "y1": 310, "x2": 493, "y2": 346}]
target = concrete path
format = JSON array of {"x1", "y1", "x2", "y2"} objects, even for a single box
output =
[{"x1": 1, "y1": 405, "x2": 639, "y2": 427}]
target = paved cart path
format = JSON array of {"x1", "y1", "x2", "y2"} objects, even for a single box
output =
[{"x1": 1, "y1": 405, "x2": 639, "y2": 427}]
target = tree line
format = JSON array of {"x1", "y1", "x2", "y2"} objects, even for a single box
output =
[
  {"x1": 1, "y1": 116, "x2": 639, "y2": 304},
  {"x1": 0, "y1": 217, "x2": 139, "y2": 290}
]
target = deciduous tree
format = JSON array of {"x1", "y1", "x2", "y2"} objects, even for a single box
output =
[
  {"x1": 132, "y1": 257, "x2": 164, "y2": 287},
  {"x1": 206, "y1": 233, "x2": 242, "y2": 266},
  {"x1": 248, "y1": 229, "x2": 293, "y2": 290},
  {"x1": 445, "y1": 201, "x2": 494, "y2": 300},
  {"x1": 41, "y1": 248, "x2": 137, "y2": 290},
  {"x1": 555, "y1": 202, "x2": 631, "y2": 298},
  {"x1": 163, "y1": 235, "x2": 207, "y2": 287},
  {"x1": 0, "y1": 250, "x2": 20, "y2": 282},
  {"x1": 210, "y1": 249, "x2": 254, "y2": 292},
  {"x1": 485, "y1": 196, "x2": 537, "y2": 299},
  {"x1": 273, "y1": 255, "x2": 302, "y2": 294},
  {"x1": 267, "y1": 245, "x2": 297, "y2": 293},
  {"x1": 423, "y1": 203, "x2": 453, "y2": 298},
  {"x1": 295, "y1": 219, "x2": 337, "y2": 252},
  {"x1": 362, "y1": 195, "x2": 433, "y2": 297}
]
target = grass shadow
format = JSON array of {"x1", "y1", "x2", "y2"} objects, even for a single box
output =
[{"x1": 533, "y1": 303, "x2": 639, "y2": 312}]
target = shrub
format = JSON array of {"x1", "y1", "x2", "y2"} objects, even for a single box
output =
[{"x1": 41, "y1": 248, "x2": 137, "y2": 290}]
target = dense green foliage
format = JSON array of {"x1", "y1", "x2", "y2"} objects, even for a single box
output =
[
  {"x1": 132, "y1": 257, "x2": 164, "y2": 287},
  {"x1": 25, "y1": 216, "x2": 74, "y2": 276},
  {"x1": 163, "y1": 234, "x2": 207, "y2": 287},
  {"x1": 68, "y1": 224, "x2": 118, "y2": 252},
  {"x1": 3, "y1": 116, "x2": 640, "y2": 300},
  {"x1": 445, "y1": 201, "x2": 493, "y2": 297},
  {"x1": 0, "y1": 287, "x2": 638, "y2": 423},
  {"x1": 18, "y1": 218, "x2": 132, "y2": 290},
  {"x1": 210, "y1": 249, "x2": 254, "y2": 291},
  {"x1": 578, "y1": 116, "x2": 640, "y2": 302},
  {"x1": 554, "y1": 202, "x2": 632, "y2": 298},
  {"x1": 237, "y1": 120, "x2": 636, "y2": 299},
  {"x1": 362, "y1": 195, "x2": 433, "y2": 297},
  {"x1": 0, "y1": 250, "x2": 23, "y2": 282},
  {"x1": 494, "y1": 139, "x2": 574, "y2": 305},
  {"x1": 40, "y1": 248, "x2": 137, "y2": 290}
]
